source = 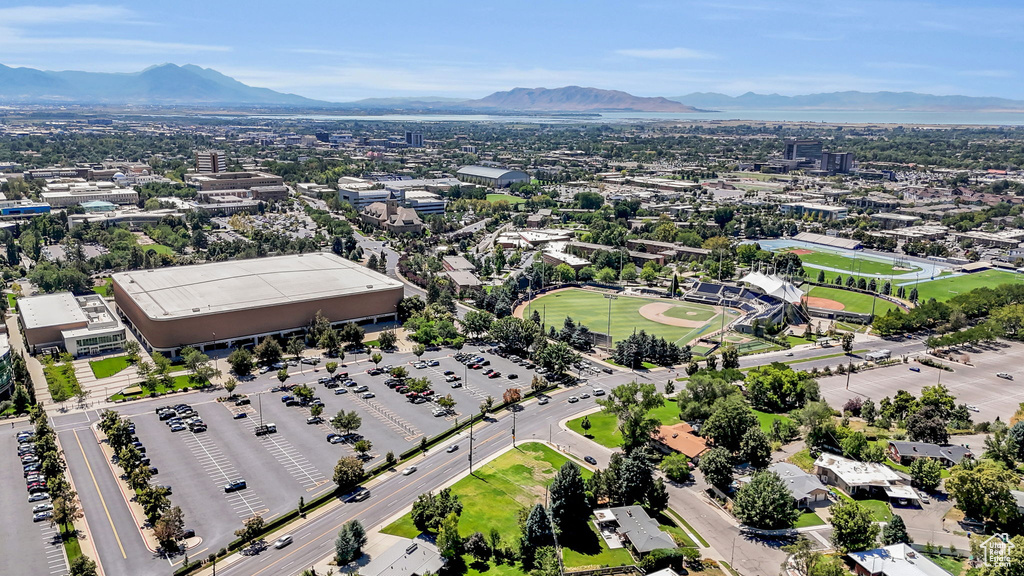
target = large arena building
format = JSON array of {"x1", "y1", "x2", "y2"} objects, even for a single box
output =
[{"x1": 112, "y1": 253, "x2": 403, "y2": 355}]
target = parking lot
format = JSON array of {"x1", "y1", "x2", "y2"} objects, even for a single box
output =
[
  {"x1": 819, "y1": 340, "x2": 1024, "y2": 423},
  {"x1": 0, "y1": 428, "x2": 68, "y2": 576}
]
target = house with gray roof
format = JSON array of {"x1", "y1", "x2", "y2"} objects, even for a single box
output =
[
  {"x1": 593, "y1": 506, "x2": 676, "y2": 554},
  {"x1": 737, "y1": 462, "x2": 829, "y2": 508},
  {"x1": 360, "y1": 535, "x2": 444, "y2": 576},
  {"x1": 849, "y1": 544, "x2": 952, "y2": 576},
  {"x1": 887, "y1": 441, "x2": 973, "y2": 467}
]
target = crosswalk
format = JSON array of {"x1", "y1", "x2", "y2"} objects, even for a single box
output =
[{"x1": 177, "y1": 431, "x2": 267, "y2": 520}]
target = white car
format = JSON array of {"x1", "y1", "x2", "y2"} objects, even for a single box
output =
[
  {"x1": 362, "y1": 392, "x2": 376, "y2": 399},
  {"x1": 402, "y1": 466, "x2": 417, "y2": 476},
  {"x1": 274, "y1": 535, "x2": 293, "y2": 549},
  {"x1": 32, "y1": 503, "x2": 53, "y2": 513},
  {"x1": 966, "y1": 404, "x2": 980, "y2": 412},
  {"x1": 567, "y1": 396, "x2": 579, "y2": 403}
]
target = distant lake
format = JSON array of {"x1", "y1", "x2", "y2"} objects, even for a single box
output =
[{"x1": 237, "y1": 109, "x2": 1024, "y2": 126}]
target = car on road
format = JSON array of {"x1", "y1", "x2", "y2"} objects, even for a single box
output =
[
  {"x1": 966, "y1": 404, "x2": 980, "y2": 412},
  {"x1": 224, "y1": 479, "x2": 247, "y2": 492},
  {"x1": 33, "y1": 503, "x2": 53, "y2": 513},
  {"x1": 593, "y1": 388, "x2": 605, "y2": 396},
  {"x1": 601, "y1": 367, "x2": 613, "y2": 374},
  {"x1": 784, "y1": 352, "x2": 794, "y2": 357},
  {"x1": 33, "y1": 511, "x2": 52, "y2": 522},
  {"x1": 919, "y1": 492, "x2": 930, "y2": 504},
  {"x1": 327, "y1": 434, "x2": 345, "y2": 444},
  {"x1": 997, "y1": 372, "x2": 1013, "y2": 380},
  {"x1": 584, "y1": 456, "x2": 597, "y2": 465},
  {"x1": 362, "y1": 392, "x2": 376, "y2": 399},
  {"x1": 28, "y1": 492, "x2": 49, "y2": 503},
  {"x1": 307, "y1": 416, "x2": 323, "y2": 425},
  {"x1": 446, "y1": 444, "x2": 459, "y2": 453},
  {"x1": 402, "y1": 466, "x2": 417, "y2": 476},
  {"x1": 346, "y1": 487, "x2": 370, "y2": 502},
  {"x1": 567, "y1": 396, "x2": 579, "y2": 403},
  {"x1": 233, "y1": 412, "x2": 248, "y2": 419},
  {"x1": 580, "y1": 392, "x2": 590, "y2": 399},
  {"x1": 909, "y1": 367, "x2": 921, "y2": 372},
  {"x1": 273, "y1": 535, "x2": 293, "y2": 549},
  {"x1": 334, "y1": 388, "x2": 348, "y2": 394},
  {"x1": 537, "y1": 398, "x2": 549, "y2": 405}
]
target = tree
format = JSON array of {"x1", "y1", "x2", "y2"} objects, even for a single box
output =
[
  {"x1": 413, "y1": 344, "x2": 426, "y2": 360},
  {"x1": 702, "y1": 395, "x2": 758, "y2": 453},
  {"x1": 353, "y1": 439, "x2": 373, "y2": 458},
  {"x1": 318, "y1": 328, "x2": 341, "y2": 357},
  {"x1": 234, "y1": 514, "x2": 265, "y2": 551},
  {"x1": 745, "y1": 363, "x2": 819, "y2": 412},
  {"x1": 739, "y1": 426, "x2": 772, "y2": 469},
  {"x1": 287, "y1": 337, "x2": 304, "y2": 363},
  {"x1": 908, "y1": 458, "x2": 942, "y2": 491},
  {"x1": 412, "y1": 488, "x2": 464, "y2": 532},
  {"x1": 335, "y1": 519, "x2": 367, "y2": 565},
  {"x1": 378, "y1": 329, "x2": 398, "y2": 350},
  {"x1": 277, "y1": 368, "x2": 289, "y2": 383},
  {"x1": 489, "y1": 316, "x2": 540, "y2": 355},
  {"x1": 579, "y1": 416, "x2": 592, "y2": 437},
  {"x1": 223, "y1": 377, "x2": 238, "y2": 396},
  {"x1": 829, "y1": 499, "x2": 879, "y2": 553},
  {"x1": 906, "y1": 405, "x2": 949, "y2": 444},
  {"x1": 732, "y1": 471, "x2": 800, "y2": 530},
  {"x1": 699, "y1": 447, "x2": 733, "y2": 490},
  {"x1": 68, "y1": 555, "x2": 98, "y2": 576},
  {"x1": 52, "y1": 492, "x2": 84, "y2": 534},
  {"x1": 881, "y1": 514, "x2": 911, "y2": 545},
  {"x1": 338, "y1": 323, "x2": 365, "y2": 348},
  {"x1": 503, "y1": 387, "x2": 522, "y2": 404},
  {"x1": 325, "y1": 361, "x2": 338, "y2": 376},
  {"x1": 254, "y1": 336, "x2": 283, "y2": 366},
  {"x1": 332, "y1": 457, "x2": 365, "y2": 491},
  {"x1": 227, "y1": 347, "x2": 254, "y2": 376},
  {"x1": 370, "y1": 352, "x2": 383, "y2": 368},
  {"x1": 645, "y1": 477, "x2": 669, "y2": 514},
  {"x1": 660, "y1": 453, "x2": 692, "y2": 483},
  {"x1": 465, "y1": 531, "x2": 491, "y2": 562},
  {"x1": 437, "y1": 512, "x2": 463, "y2": 560},
  {"x1": 549, "y1": 461, "x2": 588, "y2": 533},
  {"x1": 523, "y1": 504, "x2": 554, "y2": 549},
  {"x1": 596, "y1": 381, "x2": 665, "y2": 454},
  {"x1": 721, "y1": 346, "x2": 740, "y2": 370},
  {"x1": 945, "y1": 459, "x2": 1020, "y2": 525},
  {"x1": 153, "y1": 506, "x2": 185, "y2": 547},
  {"x1": 331, "y1": 410, "x2": 362, "y2": 435},
  {"x1": 137, "y1": 485, "x2": 171, "y2": 524},
  {"x1": 12, "y1": 384, "x2": 31, "y2": 413}
]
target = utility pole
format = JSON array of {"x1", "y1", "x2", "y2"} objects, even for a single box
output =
[{"x1": 468, "y1": 411, "x2": 475, "y2": 474}]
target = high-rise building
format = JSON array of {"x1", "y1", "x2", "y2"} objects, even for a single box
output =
[
  {"x1": 195, "y1": 150, "x2": 228, "y2": 173},
  {"x1": 821, "y1": 151, "x2": 854, "y2": 174},
  {"x1": 405, "y1": 130, "x2": 424, "y2": 148},
  {"x1": 783, "y1": 139, "x2": 823, "y2": 162}
]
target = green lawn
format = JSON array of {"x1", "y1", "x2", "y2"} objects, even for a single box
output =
[
  {"x1": 43, "y1": 360, "x2": 82, "y2": 401},
  {"x1": 143, "y1": 244, "x2": 175, "y2": 255},
  {"x1": 89, "y1": 356, "x2": 130, "y2": 379},
  {"x1": 486, "y1": 193, "x2": 526, "y2": 204},
  {"x1": 793, "y1": 511, "x2": 825, "y2": 528},
  {"x1": 526, "y1": 288, "x2": 737, "y2": 346},
  {"x1": 63, "y1": 532, "x2": 82, "y2": 562},
  {"x1": 788, "y1": 449, "x2": 816, "y2": 472},
  {"x1": 383, "y1": 443, "x2": 621, "y2": 573},
  {"x1": 788, "y1": 248, "x2": 923, "y2": 277},
  {"x1": 92, "y1": 278, "x2": 113, "y2": 297},
  {"x1": 656, "y1": 512, "x2": 698, "y2": 548},
  {"x1": 924, "y1": 553, "x2": 964, "y2": 575},
  {"x1": 909, "y1": 269, "x2": 1024, "y2": 302},
  {"x1": 807, "y1": 286, "x2": 899, "y2": 315},
  {"x1": 568, "y1": 398, "x2": 681, "y2": 448},
  {"x1": 752, "y1": 410, "x2": 794, "y2": 435},
  {"x1": 6, "y1": 293, "x2": 16, "y2": 311},
  {"x1": 108, "y1": 374, "x2": 207, "y2": 401},
  {"x1": 835, "y1": 491, "x2": 892, "y2": 522}
]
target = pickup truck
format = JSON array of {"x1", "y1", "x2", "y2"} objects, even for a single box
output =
[{"x1": 254, "y1": 423, "x2": 278, "y2": 436}]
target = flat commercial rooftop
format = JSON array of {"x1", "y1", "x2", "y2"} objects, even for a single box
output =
[
  {"x1": 113, "y1": 252, "x2": 403, "y2": 320},
  {"x1": 19, "y1": 293, "x2": 87, "y2": 329}
]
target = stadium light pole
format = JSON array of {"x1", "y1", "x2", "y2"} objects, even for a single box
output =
[{"x1": 604, "y1": 293, "x2": 618, "y2": 352}]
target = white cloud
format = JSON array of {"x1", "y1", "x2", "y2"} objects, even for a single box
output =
[
  {"x1": 0, "y1": 4, "x2": 137, "y2": 24},
  {"x1": 0, "y1": 30, "x2": 229, "y2": 54},
  {"x1": 615, "y1": 47, "x2": 715, "y2": 60}
]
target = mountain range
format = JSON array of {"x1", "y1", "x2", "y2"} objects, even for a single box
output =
[
  {"x1": 2, "y1": 63, "x2": 1024, "y2": 113},
  {"x1": 669, "y1": 91, "x2": 1024, "y2": 111}
]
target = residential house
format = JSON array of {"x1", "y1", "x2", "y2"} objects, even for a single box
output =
[
  {"x1": 593, "y1": 506, "x2": 676, "y2": 554},
  {"x1": 848, "y1": 544, "x2": 951, "y2": 576},
  {"x1": 887, "y1": 441, "x2": 972, "y2": 468},
  {"x1": 652, "y1": 422, "x2": 709, "y2": 461},
  {"x1": 737, "y1": 462, "x2": 829, "y2": 508},
  {"x1": 814, "y1": 453, "x2": 912, "y2": 502}
]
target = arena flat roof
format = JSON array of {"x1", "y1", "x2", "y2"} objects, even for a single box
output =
[
  {"x1": 19, "y1": 292, "x2": 87, "y2": 329},
  {"x1": 112, "y1": 252, "x2": 403, "y2": 321}
]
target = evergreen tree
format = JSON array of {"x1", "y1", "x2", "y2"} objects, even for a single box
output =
[
  {"x1": 549, "y1": 462, "x2": 588, "y2": 533},
  {"x1": 523, "y1": 504, "x2": 554, "y2": 549},
  {"x1": 881, "y1": 514, "x2": 911, "y2": 545}
]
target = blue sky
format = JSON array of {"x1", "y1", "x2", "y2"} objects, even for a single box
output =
[{"x1": 0, "y1": 1, "x2": 1021, "y2": 101}]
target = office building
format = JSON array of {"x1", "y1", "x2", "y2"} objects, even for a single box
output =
[
  {"x1": 780, "y1": 202, "x2": 848, "y2": 220},
  {"x1": 0, "y1": 335, "x2": 12, "y2": 397},
  {"x1": 0, "y1": 199, "x2": 51, "y2": 217},
  {"x1": 455, "y1": 166, "x2": 530, "y2": 188},
  {"x1": 821, "y1": 151, "x2": 854, "y2": 173},
  {"x1": 40, "y1": 181, "x2": 139, "y2": 207},
  {"x1": 186, "y1": 171, "x2": 284, "y2": 192},
  {"x1": 783, "y1": 139, "x2": 823, "y2": 162},
  {"x1": 405, "y1": 130, "x2": 424, "y2": 148},
  {"x1": 112, "y1": 253, "x2": 403, "y2": 355},
  {"x1": 195, "y1": 150, "x2": 228, "y2": 174},
  {"x1": 18, "y1": 293, "x2": 127, "y2": 356}
]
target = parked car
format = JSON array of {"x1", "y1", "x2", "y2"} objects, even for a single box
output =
[
  {"x1": 488, "y1": 372, "x2": 501, "y2": 379},
  {"x1": 584, "y1": 456, "x2": 598, "y2": 465},
  {"x1": 27, "y1": 492, "x2": 49, "y2": 503},
  {"x1": 224, "y1": 479, "x2": 247, "y2": 492},
  {"x1": 307, "y1": 416, "x2": 323, "y2": 425},
  {"x1": 327, "y1": 434, "x2": 344, "y2": 444},
  {"x1": 334, "y1": 388, "x2": 348, "y2": 395},
  {"x1": 362, "y1": 392, "x2": 376, "y2": 399},
  {"x1": 233, "y1": 412, "x2": 248, "y2": 419},
  {"x1": 997, "y1": 372, "x2": 1013, "y2": 380},
  {"x1": 170, "y1": 423, "x2": 186, "y2": 432},
  {"x1": 234, "y1": 398, "x2": 251, "y2": 406},
  {"x1": 33, "y1": 511, "x2": 53, "y2": 522},
  {"x1": 354, "y1": 385, "x2": 368, "y2": 393},
  {"x1": 508, "y1": 373, "x2": 518, "y2": 379}
]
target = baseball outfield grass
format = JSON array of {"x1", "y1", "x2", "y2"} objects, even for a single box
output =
[{"x1": 805, "y1": 286, "x2": 899, "y2": 315}]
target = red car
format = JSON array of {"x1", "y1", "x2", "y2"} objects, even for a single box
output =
[
  {"x1": 421, "y1": 390, "x2": 435, "y2": 397},
  {"x1": 488, "y1": 372, "x2": 501, "y2": 379},
  {"x1": 405, "y1": 392, "x2": 419, "y2": 399}
]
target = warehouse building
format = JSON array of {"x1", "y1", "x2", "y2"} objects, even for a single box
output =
[
  {"x1": 112, "y1": 253, "x2": 403, "y2": 355},
  {"x1": 18, "y1": 292, "x2": 127, "y2": 356},
  {"x1": 455, "y1": 166, "x2": 529, "y2": 188}
]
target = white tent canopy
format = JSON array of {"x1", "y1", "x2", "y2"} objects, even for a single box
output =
[{"x1": 740, "y1": 271, "x2": 805, "y2": 304}]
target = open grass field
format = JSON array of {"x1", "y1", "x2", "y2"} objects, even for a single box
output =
[
  {"x1": 924, "y1": 553, "x2": 964, "y2": 575},
  {"x1": 43, "y1": 360, "x2": 82, "y2": 401},
  {"x1": 526, "y1": 288, "x2": 736, "y2": 346},
  {"x1": 785, "y1": 247, "x2": 923, "y2": 278},
  {"x1": 909, "y1": 269, "x2": 1023, "y2": 302},
  {"x1": 568, "y1": 398, "x2": 681, "y2": 448},
  {"x1": 383, "y1": 443, "x2": 632, "y2": 573},
  {"x1": 752, "y1": 410, "x2": 794, "y2": 435},
  {"x1": 805, "y1": 286, "x2": 899, "y2": 315},
  {"x1": 142, "y1": 244, "x2": 174, "y2": 255},
  {"x1": 89, "y1": 355, "x2": 130, "y2": 379},
  {"x1": 486, "y1": 193, "x2": 527, "y2": 204}
]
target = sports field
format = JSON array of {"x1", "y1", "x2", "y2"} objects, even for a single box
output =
[
  {"x1": 785, "y1": 247, "x2": 923, "y2": 278},
  {"x1": 486, "y1": 193, "x2": 526, "y2": 204},
  {"x1": 908, "y1": 269, "x2": 1023, "y2": 302},
  {"x1": 804, "y1": 286, "x2": 900, "y2": 315},
  {"x1": 524, "y1": 288, "x2": 737, "y2": 346}
]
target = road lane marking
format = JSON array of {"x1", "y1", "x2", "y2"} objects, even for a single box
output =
[{"x1": 73, "y1": 430, "x2": 127, "y2": 559}]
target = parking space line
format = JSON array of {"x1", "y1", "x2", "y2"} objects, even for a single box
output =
[
  {"x1": 175, "y1": 430, "x2": 265, "y2": 519},
  {"x1": 228, "y1": 406, "x2": 328, "y2": 489},
  {"x1": 72, "y1": 429, "x2": 127, "y2": 559},
  {"x1": 350, "y1": 395, "x2": 421, "y2": 440}
]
